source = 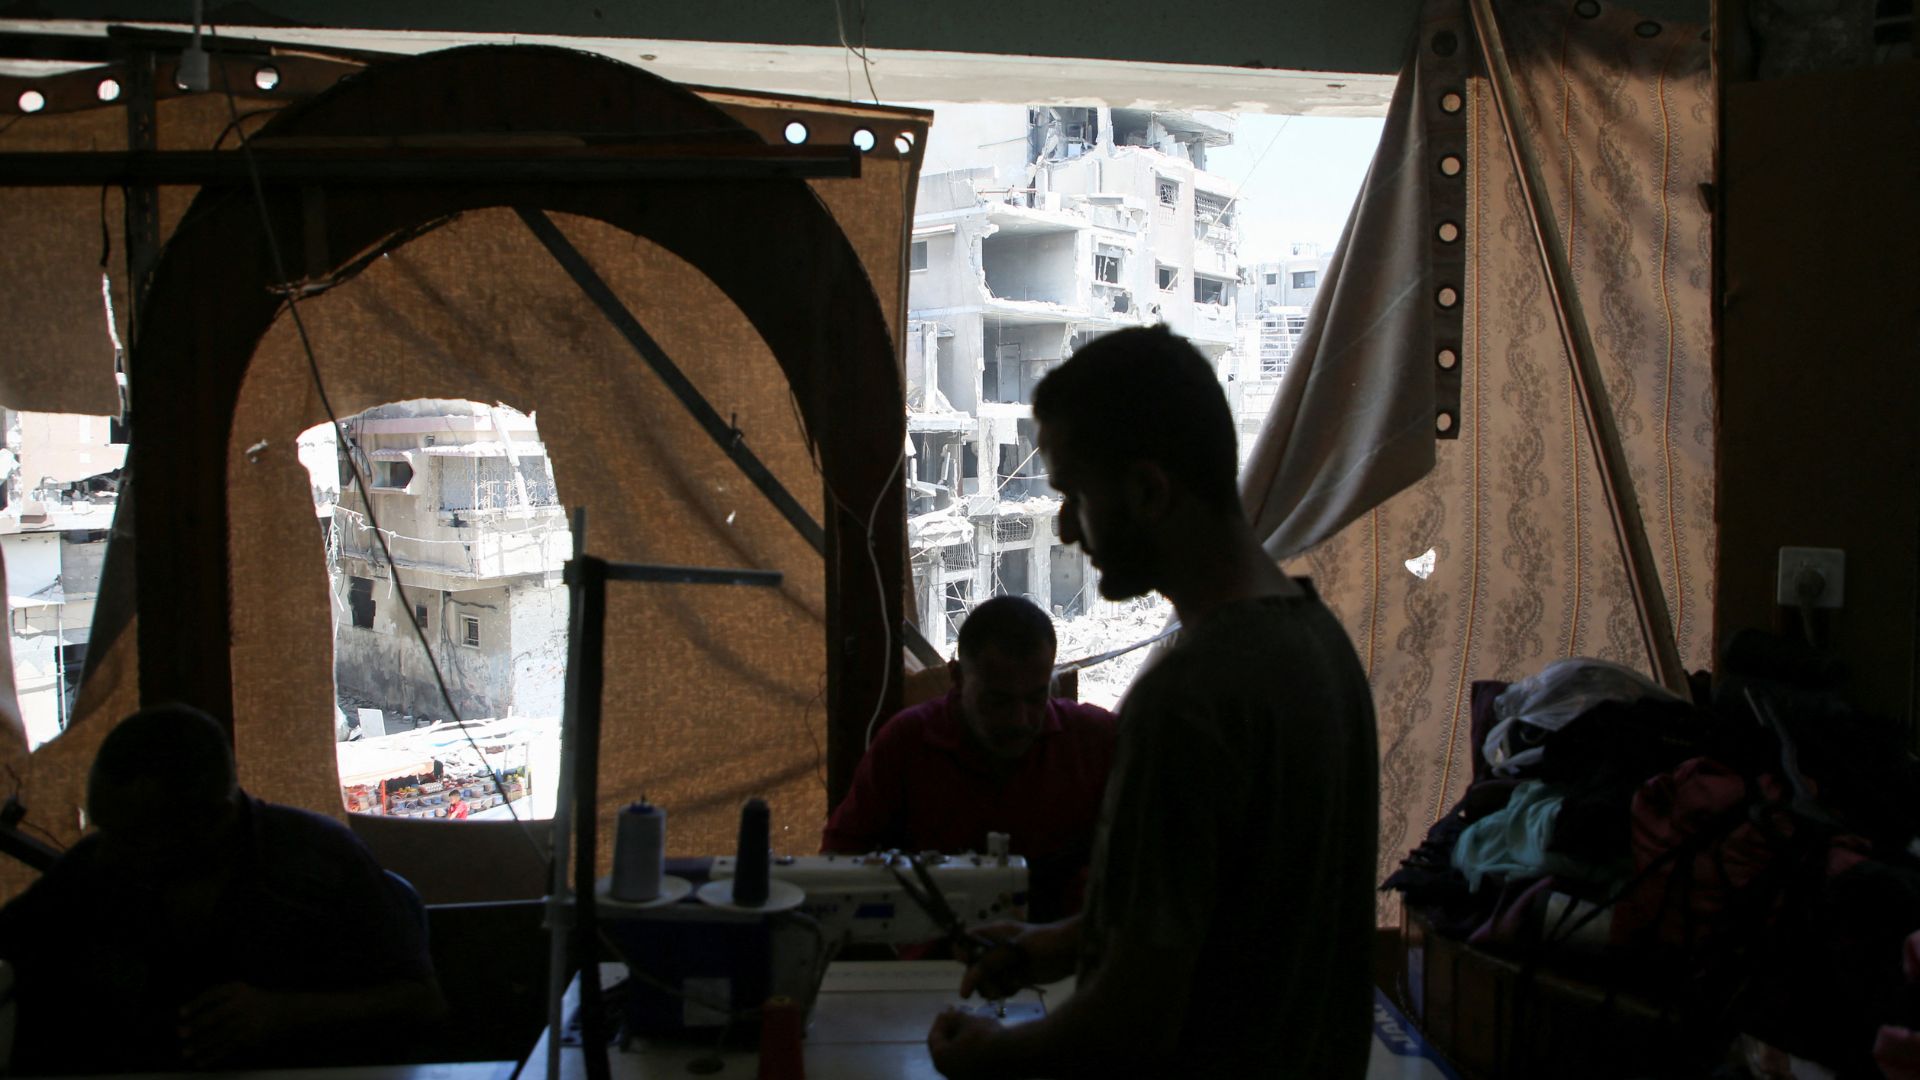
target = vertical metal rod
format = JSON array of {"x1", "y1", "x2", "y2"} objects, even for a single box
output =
[
  {"x1": 1465, "y1": 0, "x2": 1693, "y2": 698},
  {"x1": 122, "y1": 47, "x2": 160, "y2": 345},
  {"x1": 545, "y1": 508, "x2": 586, "y2": 1080},
  {"x1": 571, "y1": 551, "x2": 612, "y2": 1080}
]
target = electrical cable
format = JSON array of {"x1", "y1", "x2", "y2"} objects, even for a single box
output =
[
  {"x1": 209, "y1": 105, "x2": 282, "y2": 150},
  {"x1": 828, "y1": 0, "x2": 880, "y2": 104},
  {"x1": 1201, "y1": 115, "x2": 1293, "y2": 227},
  {"x1": 2, "y1": 767, "x2": 65, "y2": 852},
  {"x1": 208, "y1": 23, "x2": 545, "y2": 863},
  {"x1": 19, "y1": 820, "x2": 64, "y2": 850},
  {"x1": 779, "y1": 227, "x2": 906, "y2": 754},
  {"x1": 799, "y1": 674, "x2": 829, "y2": 793}
]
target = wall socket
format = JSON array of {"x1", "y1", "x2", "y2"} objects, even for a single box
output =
[{"x1": 1777, "y1": 546, "x2": 1845, "y2": 608}]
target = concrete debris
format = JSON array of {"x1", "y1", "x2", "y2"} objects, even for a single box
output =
[{"x1": 1053, "y1": 596, "x2": 1176, "y2": 712}]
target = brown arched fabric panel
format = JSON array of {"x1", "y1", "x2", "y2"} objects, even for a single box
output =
[
  {"x1": 0, "y1": 73, "x2": 303, "y2": 907},
  {"x1": 228, "y1": 209, "x2": 834, "y2": 861},
  {"x1": 0, "y1": 45, "x2": 924, "y2": 902}
]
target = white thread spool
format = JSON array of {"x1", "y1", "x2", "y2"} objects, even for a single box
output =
[{"x1": 610, "y1": 801, "x2": 665, "y2": 902}]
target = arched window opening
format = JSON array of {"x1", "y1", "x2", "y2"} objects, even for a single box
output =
[{"x1": 298, "y1": 399, "x2": 568, "y2": 822}]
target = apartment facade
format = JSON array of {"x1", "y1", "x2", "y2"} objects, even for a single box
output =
[
  {"x1": 1225, "y1": 244, "x2": 1335, "y2": 466},
  {"x1": 903, "y1": 105, "x2": 1243, "y2": 653},
  {"x1": 318, "y1": 401, "x2": 570, "y2": 729}
]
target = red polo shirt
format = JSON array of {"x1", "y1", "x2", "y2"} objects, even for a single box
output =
[{"x1": 821, "y1": 690, "x2": 1117, "y2": 921}]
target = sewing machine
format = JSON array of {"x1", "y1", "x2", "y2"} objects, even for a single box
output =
[{"x1": 593, "y1": 848, "x2": 1029, "y2": 1043}]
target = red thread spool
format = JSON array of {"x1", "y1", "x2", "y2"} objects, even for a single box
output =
[{"x1": 757, "y1": 995, "x2": 805, "y2": 1080}]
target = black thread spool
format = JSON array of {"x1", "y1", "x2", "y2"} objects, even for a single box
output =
[{"x1": 732, "y1": 797, "x2": 771, "y2": 906}]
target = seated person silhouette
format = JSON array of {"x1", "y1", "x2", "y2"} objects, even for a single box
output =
[
  {"x1": 0, "y1": 703, "x2": 445, "y2": 1073},
  {"x1": 824, "y1": 596, "x2": 1117, "y2": 922}
]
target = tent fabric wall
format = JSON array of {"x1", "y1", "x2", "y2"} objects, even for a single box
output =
[
  {"x1": 0, "y1": 59, "x2": 335, "y2": 414},
  {"x1": 0, "y1": 46, "x2": 924, "y2": 904},
  {"x1": 1245, "y1": 0, "x2": 1716, "y2": 920},
  {"x1": 229, "y1": 208, "x2": 836, "y2": 861},
  {"x1": 0, "y1": 88, "x2": 285, "y2": 896}
]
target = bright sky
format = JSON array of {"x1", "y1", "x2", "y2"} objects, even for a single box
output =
[{"x1": 1202, "y1": 114, "x2": 1386, "y2": 263}]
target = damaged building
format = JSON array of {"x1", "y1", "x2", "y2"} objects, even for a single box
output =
[
  {"x1": 1227, "y1": 243, "x2": 1335, "y2": 466},
  {"x1": 315, "y1": 401, "x2": 570, "y2": 730},
  {"x1": 0, "y1": 409, "x2": 121, "y2": 748},
  {"x1": 904, "y1": 104, "x2": 1243, "y2": 651}
]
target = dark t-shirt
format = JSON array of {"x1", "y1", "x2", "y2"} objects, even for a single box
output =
[
  {"x1": 822, "y1": 690, "x2": 1117, "y2": 921},
  {"x1": 1079, "y1": 584, "x2": 1378, "y2": 1078},
  {"x1": 0, "y1": 795, "x2": 432, "y2": 1074}
]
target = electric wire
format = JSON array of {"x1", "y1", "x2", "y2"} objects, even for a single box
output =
[
  {"x1": 208, "y1": 23, "x2": 545, "y2": 863},
  {"x1": 209, "y1": 105, "x2": 281, "y2": 150},
  {"x1": 1200, "y1": 115, "x2": 1293, "y2": 227},
  {"x1": 828, "y1": 0, "x2": 880, "y2": 104},
  {"x1": 3, "y1": 764, "x2": 65, "y2": 852}
]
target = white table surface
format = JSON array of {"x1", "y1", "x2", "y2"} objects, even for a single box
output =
[
  {"x1": 521, "y1": 961, "x2": 1054, "y2": 1080},
  {"x1": 520, "y1": 962, "x2": 1462, "y2": 1080},
  {"x1": 62, "y1": 1064, "x2": 519, "y2": 1080}
]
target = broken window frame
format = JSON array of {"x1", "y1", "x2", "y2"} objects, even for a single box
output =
[
  {"x1": 371, "y1": 459, "x2": 414, "y2": 491},
  {"x1": 1156, "y1": 178, "x2": 1180, "y2": 207},
  {"x1": 348, "y1": 576, "x2": 376, "y2": 630},
  {"x1": 1156, "y1": 265, "x2": 1179, "y2": 291}
]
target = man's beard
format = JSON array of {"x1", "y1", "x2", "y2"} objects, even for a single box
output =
[{"x1": 1090, "y1": 528, "x2": 1156, "y2": 601}]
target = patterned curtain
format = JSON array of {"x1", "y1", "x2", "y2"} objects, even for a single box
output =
[{"x1": 1245, "y1": 0, "x2": 1716, "y2": 922}]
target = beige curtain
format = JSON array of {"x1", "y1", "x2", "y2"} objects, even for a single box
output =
[{"x1": 1245, "y1": 0, "x2": 1716, "y2": 921}]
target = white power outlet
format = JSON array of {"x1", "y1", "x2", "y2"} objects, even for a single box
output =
[{"x1": 1776, "y1": 547, "x2": 1845, "y2": 608}]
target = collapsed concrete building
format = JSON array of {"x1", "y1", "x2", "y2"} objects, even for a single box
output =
[
  {"x1": 315, "y1": 401, "x2": 570, "y2": 730},
  {"x1": 902, "y1": 104, "x2": 1243, "y2": 652}
]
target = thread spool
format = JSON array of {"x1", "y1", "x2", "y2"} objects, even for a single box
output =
[
  {"x1": 733, "y1": 798, "x2": 771, "y2": 907},
  {"x1": 756, "y1": 995, "x2": 805, "y2": 1080},
  {"x1": 610, "y1": 801, "x2": 665, "y2": 902}
]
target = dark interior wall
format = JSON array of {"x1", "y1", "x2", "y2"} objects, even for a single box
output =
[
  {"x1": 17, "y1": 0, "x2": 1710, "y2": 77},
  {"x1": 1716, "y1": 60, "x2": 1920, "y2": 731}
]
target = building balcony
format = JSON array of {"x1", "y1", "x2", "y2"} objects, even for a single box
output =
[
  {"x1": 907, "y1": 410, "x2": 972, "y2": 433},
  {"x1": 1193, "y1": 241, "x2": 1238, "y2": 280},
  {"x1": 1186, "y1": 303, "x2": 1239, "y2": 344},
  {"x1": 338, "y1": 506, "x2": 568, "y2": 585}
]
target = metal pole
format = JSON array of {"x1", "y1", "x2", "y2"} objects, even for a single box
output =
[
  {"x1": 1464, "y1": 0, "x2": 1693, "y2": 698},
  {"x1": 122, "y1": 47, "x2": 160, "y2": 346},
  {"x1": 544, "y1": 508, "x2": 586, "y2": 1080},
  {"x1": 571, "y1": 553, "x2": 612, "y2": 1080}
]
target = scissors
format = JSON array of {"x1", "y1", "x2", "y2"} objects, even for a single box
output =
[
  {"x1": 882, "y1": 851, "x2": 997, "y2": 962},
  {"x1": 882, "y1": 851, "x2": 1025, "y2": 1017}
]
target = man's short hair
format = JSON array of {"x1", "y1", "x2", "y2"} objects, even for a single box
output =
[
  {"x1": 90, "y1": 703, "x2": 238, "y2": 811},
  {"x1": 956, "y1": 595, "x2": 1057, "y2": 661},
  {"x1": 1032, "y1": 325, "x2": 1239, "y2": 513}
]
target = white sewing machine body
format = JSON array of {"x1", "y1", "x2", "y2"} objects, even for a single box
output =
[{"x1": 593, "y1": 851, "x2": 1028, "y2": 1041}]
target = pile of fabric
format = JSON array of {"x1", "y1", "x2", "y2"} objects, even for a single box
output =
[{"x1": 1385, "y1": 637, "x2": 1920, "y2": 1075}]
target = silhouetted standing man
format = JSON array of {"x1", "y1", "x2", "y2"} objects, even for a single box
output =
[{"x1": 928, "y1": 326, "x2": 1380, "y2": 1079}]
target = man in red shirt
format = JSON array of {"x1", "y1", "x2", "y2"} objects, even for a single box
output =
[{"x1": 822, "y1": 595, "x2": 1116, "y2": 921}]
